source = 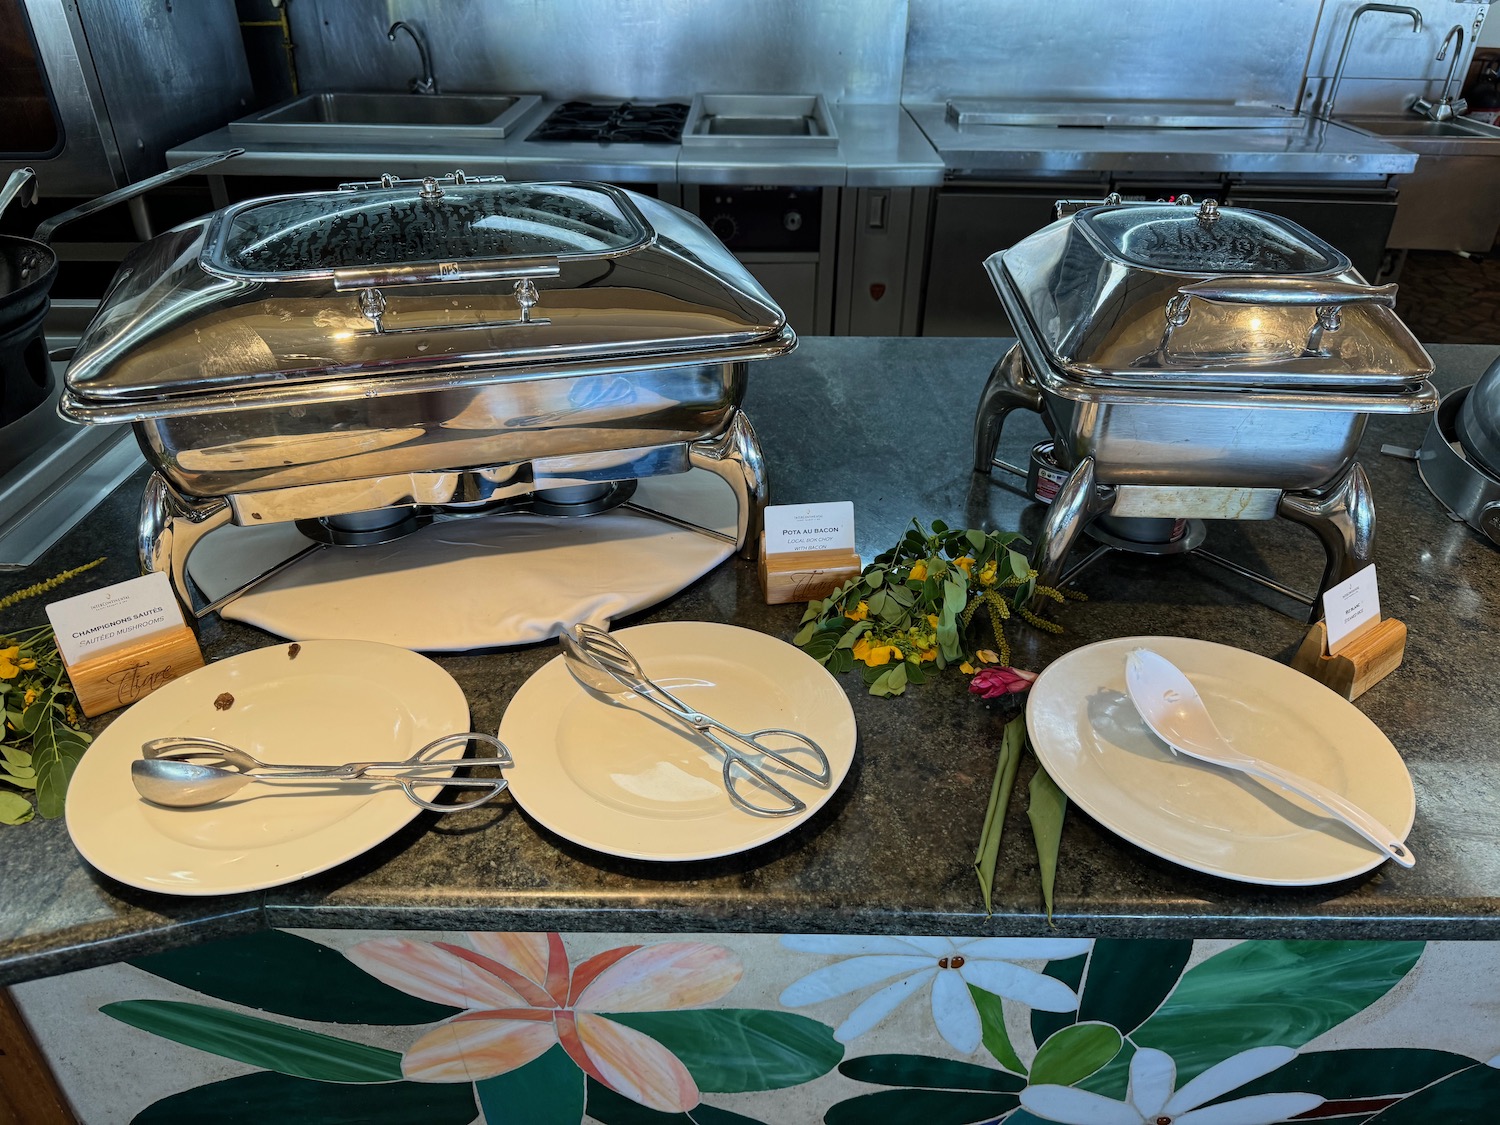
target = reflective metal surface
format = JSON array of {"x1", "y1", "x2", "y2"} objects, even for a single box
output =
[
  {"x1": 1, "y1": 0, "x2": 251, "y2": 195},
  {"x1": 286, "y1": 0, "x2": 906, "y2": 104},
  {"x1": 944, "y1": 100, "x2": 1300, "y2": 130},
  {"x1": 989, "y1": 198, "x2": 1434, "y2": 389},
  {"x1": 682, "y1": 95, "x2": 838, "y2": 148},
  {"x1": 63, "y1": 180, "x2": 792, "y2": 508},
  {"x1": 227, "y1": 93, "x2": 543, "y2": 144}
]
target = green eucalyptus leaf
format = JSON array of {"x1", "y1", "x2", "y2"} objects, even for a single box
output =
[
  {"x1": 828, "y1": 648, "x2": 855, "y2": 674},
  {"x1": 867, "y1": 568, "x2": 885, "y2": 588},
  {"x1": 0, "y1": 790, "x2": 35, "y2": 824},
  {"x1": 1, "y1": 768, "x2": 37, "y2": 789},
  {"x1": 33, "y1": 711, "x2": 89, "y2": 819},
  {"x1": 792, "y1": 620, "x2": 818, "y2": 646},
  {"x1": 932, "y1": 519, "x2": 948, "y2": 534},
  {"x1": 1, "y1": 742, "x2": 32, "y2": 768},
  {"x1": 837, "y1": 621, "x2": 871, "y2": 649},
  {"x1": 966, "y1": 529, "x2": 987, "y2": 552},
  {"x1": 867, "y1": 589, "x2": 889, "y2": 616},
  {"x1": 904, "y1": 659, "x2": 928, "y2": 685}
]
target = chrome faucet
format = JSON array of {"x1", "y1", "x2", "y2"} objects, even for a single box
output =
[
  {"x1": 1413, "y1": 25, "x2": 1470, "y2": 121},
  {"x1": 387, "y1": 21, "x2": 438, "y2": 95},
  {"x1": 1319, "y1": 3, "x2": 1424, "y2": 120}
]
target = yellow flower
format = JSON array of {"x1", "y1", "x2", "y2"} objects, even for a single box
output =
[
  {"x1": 852, "y1": 635, "x2": 902, "y2": 667},
  {"x1": 926, "y1": 614, "x2": 939, "y2": 629},
  {"x1": 18, "y1": 658, "x2": 36, "y2": 671},
  {"x1": 979, "y1": 559, "x2": 998, "y2": 587},
  {"x1": 908, "y1": 560, "x2": 928, "y2": 582},
  {"x1": 23, "y1": 688, "x2": 37, "y2": 707},
  {"x1": 960, "y1": 661, "x2": 975, "y2": 674},
  {"x1": 954, "y1": 556, "x2": 975, "y2": 576},
  {"x1": 917, "y1": 646, "x2": 937, "y2": 663},
  {"x1": 0, "y1": 653, "x2": 18, "y2": 679},
  {"x1": 847, "y1": 601, "x2": 869, "y2": 622},
  {"x1": 976, "y1": 649, "x2": 1000, "y2": 664}
]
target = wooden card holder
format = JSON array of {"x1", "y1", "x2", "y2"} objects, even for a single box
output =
[
  {"x1": 1291, "y1": 616, "x2": 1406, "y2": 701},
  {"x1": 758, "y1": 532, "x2": 863, "y2": 605},
  {"x1": 64, "y1": 625, "x2": 205, "y2": 718}
]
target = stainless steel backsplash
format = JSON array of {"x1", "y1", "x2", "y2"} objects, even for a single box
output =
[{"x1": 286, "y1": 0, "x2": 1484, "y2": 115}]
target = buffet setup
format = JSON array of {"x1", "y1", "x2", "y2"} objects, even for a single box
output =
[{"x1": 6, "y1": 159, "x2": 1500, "y2": 1122}]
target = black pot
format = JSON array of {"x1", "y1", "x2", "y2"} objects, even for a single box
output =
[{"x1": 0, "y1": 233, "x2": 58, "y2": 428}]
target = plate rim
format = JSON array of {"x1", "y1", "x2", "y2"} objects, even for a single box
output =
[
  {"x1": 1025, "y1": 634, "x2": 1416, "y2": 886},
  {"x1": 500, "y1": 620, "x2": 857, "y2": 862},
  {"x1": 64, "y1": 639, "x2": 469, "y2": 896}
]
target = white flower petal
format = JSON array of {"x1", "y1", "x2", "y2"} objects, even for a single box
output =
[
  {"x1": 778, "y1": 955, "x2": 935, "y2": 1007},
  {"x1": 1020, "y1": 1084, "x2": 1144, "y2": 1125},
  {"x1": 835, "y1": 967, "x2": 938, "y2": 1043},
  {"x1": 1165, "y1": 1045, "x2": 1298, "y2": 1114},
  {"x1": 1176, "y1": 1091, "x2": 1325, "y2": 1125},
  {"x1": 890, "y1": 936, "x2": 962, "y2": 957},
  {"x1": 930, "y1": 967, "x2": 983, "y2": 1053},
  {"x1": 1128, "y1": 1048, "x2": 1177, "y2": 1117},
  {"x1": 780, "y1": 934, "x2": 942, "y2": 957},
  {"x1": 956, "y1": 937, "x2": 1093, "y2": 962},
  {"x1": 958, "y1": 959, "x2": 1080, "y2": 1013}
]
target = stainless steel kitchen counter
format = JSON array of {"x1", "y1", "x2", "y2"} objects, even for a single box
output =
[
  {"x1": 3, "y1": 337, "x2": 1498, "y2": 988},
  {"x1": 166, "y1": 100, "x2": 1414, "y2": 186},
  {"x1": 165, "y1": 101, "x2": 944, "y2": 187},
  {"x1": 903, "y1": 101, "x2": 1420, "y2": 179}
]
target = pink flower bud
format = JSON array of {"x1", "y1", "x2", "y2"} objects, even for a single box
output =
[{"x1": 968, "y1": 665, "x2": 1038, "y2": 699}]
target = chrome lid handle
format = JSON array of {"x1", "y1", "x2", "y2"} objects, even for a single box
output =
[
  {"x1": 333, "y1": 257, "x2": 562, "y2": 291},
  {"x1": 1177, "y1": 277, "x2": 1398, "y2": 308}
]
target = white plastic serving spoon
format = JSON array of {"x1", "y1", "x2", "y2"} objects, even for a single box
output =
[{"x1": 1123, "y1": 648, "x2": 1415, "y2": 869}]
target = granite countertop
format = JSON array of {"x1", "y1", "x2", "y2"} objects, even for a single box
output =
[{"x1": 3, "y1": 337, "x2": 1499, "y2": 988}]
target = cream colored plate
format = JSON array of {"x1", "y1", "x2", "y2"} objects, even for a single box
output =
[
  {"x1": 1026, "y1": 635, "x2": 1416, "y2": 886},
  {"x1": 65, "y1": 641, "x2": 469, "y2": 896},
  {"x1": 186, "y1": 470, "x2": 737, "y2": 651},
  {"x1": 501, "y1": 622, "x2": 857, "y2": 861}
]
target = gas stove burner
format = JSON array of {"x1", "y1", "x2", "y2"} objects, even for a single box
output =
[
  {"x1": 528, "y1": 479, "x2": 637, "y2": 516},
  {"x1": 296, "y1": 506, "x2": 424, "y2": 547},
  {"x1": 528, "y1": 100, "x2": 690, "y2": 143},
  {"x1": 1086, "y1": 515, "x2": 1208, "y2": 555}
]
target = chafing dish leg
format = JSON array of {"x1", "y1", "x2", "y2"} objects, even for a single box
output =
[
  {"x1": 1277, "y1": 462, "x2": 1375, "y2": 619},
  {"x1": 688, "y1": 411, "x2": 766, "y2": 560},
  {"x1": 973, "y1": 344, "x2": 1045, "y2": 475},
  {"x1": 1028, "y1": 456, "x2": 1117, "y2": 608},
  {"x1": 138, "y1": 472, "x2": 233, "y2": 624}
]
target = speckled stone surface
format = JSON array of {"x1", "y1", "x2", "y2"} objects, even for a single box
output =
[{"x1": 3, "y1": 338, "x2": 1499, "y2": 986}]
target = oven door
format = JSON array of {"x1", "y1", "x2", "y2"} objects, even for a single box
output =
[{"x1": 0, "y1": 0, "x2": 123, "y2": 197}]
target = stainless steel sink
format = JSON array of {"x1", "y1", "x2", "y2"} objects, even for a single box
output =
[
  {"x1": 945, "y1": 99, "x2": 1300, "y2": 129},
  {"x1": 1337, "y1": 114, "x2": 1500, "y2": 148},
  {"x1": 681, "y1": 94, "x2": 838, "y2": 148},
  {"x1": 228, "y1": 92, "x2": 543, "y2": 144},
  {"x1": 1331, "y1": 115, "x2": 1500, "y2": 253}
]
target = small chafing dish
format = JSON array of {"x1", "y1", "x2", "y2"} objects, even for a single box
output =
[
  {"x1": 61, "y1": 173, "x2": 794, "y2": 617},
  {"x1": 973, "y1": 195, "x2": 1437, "y2": 613}
]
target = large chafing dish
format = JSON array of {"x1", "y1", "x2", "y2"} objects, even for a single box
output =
[
  {"x1": 61, "y1": 173, "x2": 795, "y2": 617},
  {"x1": 973, "y1": 195, "x2": 1437, "y2": 614}
]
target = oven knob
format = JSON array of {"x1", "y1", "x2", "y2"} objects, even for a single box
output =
[
  {"x1": 709, "y1": 214, "x2": 738, "y2": 243},
  {"x1": 783, "y1": 210, "x2": 803, "y2": 232}
]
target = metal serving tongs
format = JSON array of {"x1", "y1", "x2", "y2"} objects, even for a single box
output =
[
  {"x1": 135, "y1": 732, "x2": 512, "y2": 812},
  {"x1": 560, "y1": 623, "x2": 832, "y2": 817}
]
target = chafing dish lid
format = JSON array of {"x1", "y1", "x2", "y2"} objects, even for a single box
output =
[
  {"x1": 62, "y1": 176, "x2": 794, "y2": 416},
  {"x1": 991, "y1": 197, "x2": 1432, "y2": 390}
]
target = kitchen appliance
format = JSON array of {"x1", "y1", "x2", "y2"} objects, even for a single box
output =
[
  {"x1": 1416, "y1": 354, "x2": 1500, "y2": 545},
  {"x1": 60, "y1": 173, "x2": 795, "y2": 620},
  {"x1": 526, "y1": 101, "x2": 690, "y2": 143},
  {"x1": 973, "y1": 195, "x2": 1438, "y2": 615}
]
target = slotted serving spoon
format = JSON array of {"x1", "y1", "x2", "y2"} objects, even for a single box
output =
[{"x1": 1124, "y1": 648, "x2": 1415, "y2": 869}]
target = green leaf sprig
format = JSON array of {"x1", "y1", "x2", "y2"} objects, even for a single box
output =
[
  {"x1": 1, "y1": 560, "x2": 102, "y2": 825},
  {"x1": 792, "y1": 519, "x2": 1074, "y2": 697}
]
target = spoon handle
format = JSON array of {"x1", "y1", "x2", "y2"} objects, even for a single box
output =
[{"x1": 1231, "y1": 758, "x2": 1415, "y2": 868}]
